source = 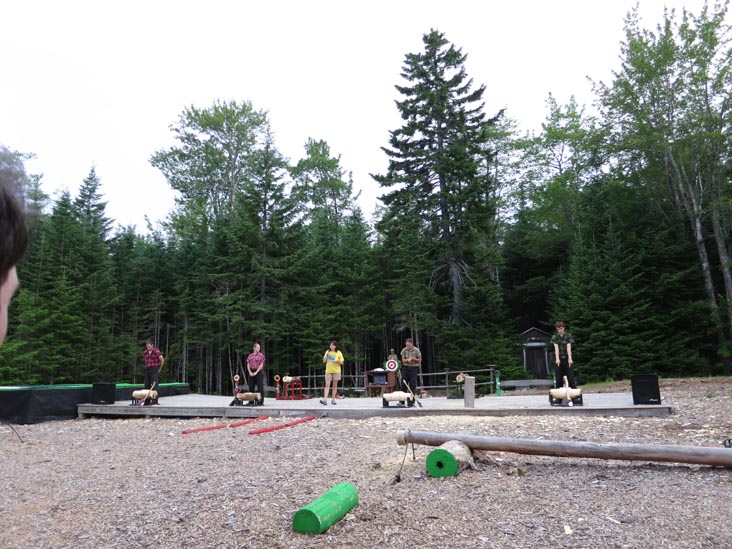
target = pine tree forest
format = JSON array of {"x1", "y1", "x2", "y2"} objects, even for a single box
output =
[{"x1": 2, "y1": 5, "x2": 732, "y2": 393}]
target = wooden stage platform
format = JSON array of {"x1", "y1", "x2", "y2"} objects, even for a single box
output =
[{"x1": 77, "y1": 391, "x2": 672, "y2": 420}]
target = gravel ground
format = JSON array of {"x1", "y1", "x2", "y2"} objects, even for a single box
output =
[{"x1": 1, "y1": 377, "x2": 732, "y2": 549}]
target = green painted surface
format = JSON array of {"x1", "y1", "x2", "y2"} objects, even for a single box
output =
[
  {"x1": 425, "y1": 447, "x2": 459, "y2": 477},
  {"x1": 292, "y1": 482, "x2": 358, "y2": 534},
  {"x1": 0, "y1": 382, "x2": 188, "y2": 391}
]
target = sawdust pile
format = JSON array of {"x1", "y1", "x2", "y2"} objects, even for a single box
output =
[{"x1": 2, "y1": 377, "x2": 731, "y2": 548}]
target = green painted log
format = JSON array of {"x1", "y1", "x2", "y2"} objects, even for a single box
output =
[
  {"x1": 292, "y1": 482, "x2": 359, "y2": 534},
  {"x1": 425, "y1": 440, "x2": 473, "y2": 477}
]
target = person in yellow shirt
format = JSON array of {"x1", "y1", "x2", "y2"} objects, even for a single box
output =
[{"x1": 321, "y1": 341, "x2": 344, "y2": 405}]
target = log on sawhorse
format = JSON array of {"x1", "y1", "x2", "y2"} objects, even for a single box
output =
[
  {"x1": 397, "y1": 430, "x2": 732, "y2": 468},
  {"x1": 382, "y1": 391, "x2": 411, "y2": 407}
]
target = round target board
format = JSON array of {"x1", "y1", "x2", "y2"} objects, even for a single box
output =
[{"x1": 385, "y1": 359, "x2": 399, "y2": 372}]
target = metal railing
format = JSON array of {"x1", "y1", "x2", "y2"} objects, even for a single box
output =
[
  {"x1": 419, "y1": 368, "x2": 497, "y2": 395},
  {"x1": 265, "y1": 367, "x2": 497, "y2": 396}
]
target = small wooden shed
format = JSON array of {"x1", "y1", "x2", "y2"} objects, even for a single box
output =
[{"x1": 517, "y1": 327, "x2": 551, "y2": 378}]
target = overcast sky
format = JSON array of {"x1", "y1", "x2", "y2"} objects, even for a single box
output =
[{"x1": 1, "y1": 0, "x2": 711, "y2": 232}]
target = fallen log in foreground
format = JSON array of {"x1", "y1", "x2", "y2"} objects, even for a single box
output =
[{"x1": 397, "y1": 430, "x2": 732, "y2": 468}]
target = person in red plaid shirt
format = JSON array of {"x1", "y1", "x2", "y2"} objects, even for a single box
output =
[{"x1": 142, "y1": 340, "x2": 164, "y2": 392}]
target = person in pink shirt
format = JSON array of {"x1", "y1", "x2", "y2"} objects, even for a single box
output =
[{"x1": 246, "y1": 342, "x2": 266, "y2": 406}]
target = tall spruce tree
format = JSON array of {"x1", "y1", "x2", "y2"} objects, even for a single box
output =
[
  {"x1": 375, "y1": 29, "x2": 495, "y2": 326},
  {"x1": 24, "y1": 193, "x2": 86, "y2": 383},
  {"x1": 72, "y1": 168, "x2": 118, "y2": 381},
  {"x1": 503, "y1": 95, "x2": 602, "y2": 333},
  {"x1": 336, "y1": 209, "x2": 381, "y2": 380},
  {"x1": 375, "y1": 30, "x2": 516, "y2": 379}
]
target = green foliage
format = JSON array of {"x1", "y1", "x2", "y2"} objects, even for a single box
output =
[
  {"x1": 375, "y1": 29, "x2": 502, "y2": 327},
  {"x1": 596, "y1": 1, "x2": 732, "y2": 372},
  {"x1": 435, "y1": 322, "x2": 522, "y2": 379},
  {"x1": 550, "y1": 180, "x2": 714, "y2": 382},
  {"x1": 502, "y1": 94, "x2": 602, "y2": 333}
]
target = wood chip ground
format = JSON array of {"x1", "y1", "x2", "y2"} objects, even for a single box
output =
[{"x1": 1, "y1": 377, "x2": 731, "y2": 548}]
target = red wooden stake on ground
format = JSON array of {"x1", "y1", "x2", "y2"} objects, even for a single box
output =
[{"x1": 249, "y1": 415, "x2": 316, "y2": 435}]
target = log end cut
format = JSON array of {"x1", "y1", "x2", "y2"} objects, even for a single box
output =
[{"x1": 425, "y1": 440, "x2": 474, "y2": 477}]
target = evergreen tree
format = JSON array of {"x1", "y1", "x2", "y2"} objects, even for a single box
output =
[
  {"x1": 335, "y1": 209, "x2": 381, "y2": 379},
  {"x1": 375, "y1": 29, "x2": 497, "y2": 326},
  {"x1": 72, "y1": 168, "x2": 118, "y2": 381},
  {"x1": 502, "y1": 95, "x2": 602, "y2": 333},
  {"x1": 290, "y1": 138, "x2": 362, "y2": 371},
  {"x1": 597, "y1": 2, "x2": 732, "y2": 372},
  {"x1": 151, "y1": 100, "x2": 300, "y2": 393},
  {"x1": 551, "y1": 180, "x2": 713, "y2": 382},
  {"x1": 9, "y1": 193, "x2": 87, "y2": 383}
]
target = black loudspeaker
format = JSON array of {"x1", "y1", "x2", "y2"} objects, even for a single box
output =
[
  {"x1": 631, "y1": 374, "x2": 661, "y2": 405},
  {"x1": 92, "y1": 382, "x2": 116, "y2": 404}
]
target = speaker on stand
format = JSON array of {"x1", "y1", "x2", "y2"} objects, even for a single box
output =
[
  {"x1": 631, "y1": 374, "x2": 661, "y2": 405},
  {"x1": 92, "y1": 382, "x2": 116, "y2": 404}
]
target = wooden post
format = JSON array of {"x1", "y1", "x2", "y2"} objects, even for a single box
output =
[
  {"x1": 292, "y1": 482, "x2": 359, "y2": 534},
  {"x1": 397, "y1": 430, "x2": 732, "y2": 468},
  {"x1": 463, "y1": 375, "x2": 475, "y2": 408}
]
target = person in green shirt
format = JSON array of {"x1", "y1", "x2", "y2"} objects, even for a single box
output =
[
  {"x1": 400, "y1": 338, "x2": 422, "y2": 407},
  {"x1": 550, "y1": 321, "x2": 576, "y2": 389}
]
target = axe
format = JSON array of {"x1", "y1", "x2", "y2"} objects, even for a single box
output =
[{"x1": 403, "y1": 380, "x2": 423, "y2": 408}]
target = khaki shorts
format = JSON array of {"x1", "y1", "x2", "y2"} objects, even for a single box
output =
[{"x1": 325, "y1": 372, "x2": 341, "y2": 382}]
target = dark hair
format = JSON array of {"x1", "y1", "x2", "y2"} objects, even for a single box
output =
[
  {"x1": 555, "y1": 321, "x2": 565, "y2": 328},
  {"x1": 329, "y1": 340, "x2": 340, "y2": 351},
  {"x1": 0, "y1": 154, "x2": 27, "y2": 286},
  {"x1": 405, "y1": 338, "x2": 413, "y2": 344}
]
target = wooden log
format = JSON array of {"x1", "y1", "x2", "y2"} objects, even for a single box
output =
[
  {"x1": 236, "y1": 392, "x2": 261, "y2": 401},
  {"x1": 550, "y1": 376, "x2": 581, "y2": 400},
  {"x1": 292, "y1": 482, "x2": 359, "y2": 534},
  {"x1": 382, "y1": 391, "x2": 410, "y2": 402},
  {"x1": 549, "y1": 386, "x2": 582, "y2": 399},
  {"x1": 397, "y1": 430, "x2": 732, "y2": 468},
  {"x1": 426, "y1": 440, "x2": 474, "y2": 477}
]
